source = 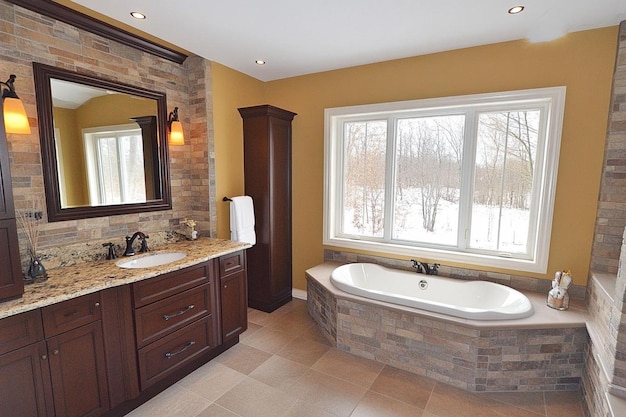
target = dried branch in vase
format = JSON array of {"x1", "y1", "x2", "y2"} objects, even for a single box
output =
[
  {"x1": 16, "y1": 209, "x2": 42, "y2": 258},
  {"x1": 16, "y1": 201, "x2": 47, "y2": 283}
]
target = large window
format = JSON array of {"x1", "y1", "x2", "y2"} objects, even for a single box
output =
[{"x1": 324, "y1": 87, "x2": 566, "y2": 273}]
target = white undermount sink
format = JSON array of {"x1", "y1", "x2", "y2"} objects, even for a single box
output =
[{"x1": 116, "y1": 252, "x2": 187, "y2": 269}]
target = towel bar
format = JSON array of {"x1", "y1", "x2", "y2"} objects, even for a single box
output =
[{"x1": 223, "y1": 197, "x2": 233, "y2": 202}]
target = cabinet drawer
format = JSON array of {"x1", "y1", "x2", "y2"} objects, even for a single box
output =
[
  {"x1": 135, "y1": 283, "x2": 213, "y2": 348},
  {"x1": 133, "y1": 263, "x2": 210, "y2": 308},
  {"x1": 137, "y1": 318, "x2": 214, "y2": 389},
  {"x1": 219, "y1": 251, "x2": 245, "y2": 276},
  {"x1": 42, "y1": 293, "x2": 101, "y2": 338},
  {"x1": 0, "y1": 310, "x2": 44, "y2": 355}
]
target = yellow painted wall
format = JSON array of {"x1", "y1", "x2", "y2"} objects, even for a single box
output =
[
  {"x1": 212, "y1": 62, "x2": 266, "y2": 239},
  {"x1": 53, "y1": 107, "x2": 88, "y2": 206},
  {"x1": 213, "y1": 27, "x2": 618, "y2": 289}
]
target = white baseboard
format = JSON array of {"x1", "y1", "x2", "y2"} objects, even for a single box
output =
[{"x1": 292, "y1": 288, "x2": 307, "y2": 300}]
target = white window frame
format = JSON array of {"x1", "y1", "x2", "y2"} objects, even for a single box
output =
[{"x1": 323, "y1": 87, "x2": 566, "y2": 274}]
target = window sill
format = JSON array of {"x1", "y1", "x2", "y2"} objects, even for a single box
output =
[{"x1": 323, "y1": 236, "x2": 548, "y2": 274}]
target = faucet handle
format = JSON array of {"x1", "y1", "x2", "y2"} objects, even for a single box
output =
[
  {"x1": 139, "y1": 235, "x2": 149, "y2": 253},
  {"x1": 123, "y1": 236, "x2": 135, "y2": 256},
  {"x1": 102, "y1": 242, "x2": 118, "y2": 260},
  {"x1": 411, "y1": 259, "x2": 423, "y2": 274}
]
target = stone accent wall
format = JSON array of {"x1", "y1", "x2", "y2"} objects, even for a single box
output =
[
  {"x1": 307, "y1": 266, "x2": 587, "y2": 393},
  {"x1": 614, "y1": 230, "x2": 626, "y2": 390},
  {"x1": 0, "y1": 2, "x2": 215, "y2": 267},
  {"x1": 586, "y1": 272, "x2": 618, "y2": 383},
  {"x1": 582, "y1": 338, "x2": 612, "y2": 417},
  {"x1": 591, "y1": 21, "x2": 626, "y2": 274},
  {"x1": 184, "y1": 56, "x2": 217, "y2": 237},
  {"x1": 584, "y1": 21, "x2": 626, "y2": 416},
  {"x1": 324, "y1": 249, "x2": 587, "y2": 300}
]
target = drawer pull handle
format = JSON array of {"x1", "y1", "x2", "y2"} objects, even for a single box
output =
[
  {"x1": 164, "y1": 341, "x2": 196, "y2": 359},
  {"x1": 63, "y1": 310, "x2": 79, "y2": 318},
  {"x1": 163, "y1": 304, "x2": 195, "y2": 321}
]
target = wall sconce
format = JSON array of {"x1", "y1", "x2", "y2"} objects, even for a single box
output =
[
  {"x1": 1, "y1": 74, "x2": 30, "y2": 134},
  {"x1": 168, "y1": 107, "x2": 184, "y2": 145}
]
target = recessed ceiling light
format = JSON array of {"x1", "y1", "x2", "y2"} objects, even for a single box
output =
[
  {"x1": 130, "y1": 11, "x2": 146, "y2": 19},
  {"x1": 255, "y1": 60, "x2": 266, "y2": 65},
  {"x1": 508, "y1": 6, "x2": 525, "y2": 14}
]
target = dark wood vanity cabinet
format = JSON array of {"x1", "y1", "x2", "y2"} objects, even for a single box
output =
[
  {"x1": 0, "y1": 123, "x2": 24, "y2": 302},
  {"x1": 0, "y1": 294, "x2": 109, "y2": 417},
  {"x1": 0, "y1": 250, "x2": 248, "y2": 417},
  {"x1": 239, "y1": 105, "x2": 296, "y2": 312},
  {"x1": 219, "y1": 250, "x2": 248, "y2": 341}
]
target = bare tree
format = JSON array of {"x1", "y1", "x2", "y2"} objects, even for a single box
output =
[{"x1": 343, "y1": 121, "x2": 387, "y2": 236}]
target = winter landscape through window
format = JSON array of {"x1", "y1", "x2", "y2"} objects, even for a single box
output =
[{"x1": 324, "y1": 87, "x2": 566, "y2": 273}]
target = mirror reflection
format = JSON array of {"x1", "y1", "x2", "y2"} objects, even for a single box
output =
[
  {"x1": 33, "y1": 63, "x2": 172, "y2": 222},
  {"x1": 51, "y1": 79, "x2": 159, "y2": 208}
]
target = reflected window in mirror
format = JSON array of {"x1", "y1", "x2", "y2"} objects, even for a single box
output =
[
  {"x1": 33, "y1": 63, "x2": 172, "y2": 221},
  {"x1": 82, "y1": 124, "x2": 147, "y2": 206}
]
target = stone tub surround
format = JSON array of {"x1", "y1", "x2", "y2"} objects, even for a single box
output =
[
  {"x1": 324, "y1": 249, "x2": 588, "y2": 300},
  {"x1": 582, "y1": 270, "x2": 626, "y2": 417},
  {"x1": 0, "y1": 237, "x2": 250, "y2": 319},
  {"x1": 307, "y1": 262, "x2": 588, "y2": 393}
]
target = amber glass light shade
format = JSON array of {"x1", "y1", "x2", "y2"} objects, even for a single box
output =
[
  {"x1": 169, "y1": 120, "x2": 184, "y2": 145},
  {"x1": 3, "y1": 97, "x2": 30, "y2": 134}
]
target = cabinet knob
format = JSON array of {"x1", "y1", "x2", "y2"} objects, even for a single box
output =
[
  {"x1": 224, "y1": 284, "x2": 228, "y2": 289},
  {"x1": 94, "y1": 302, "x2": 100, "y2": 307},
  {"x1": 53, "y1": 349, "x2": 60, "y2": 355},
  {"x1": 41, "y1": 354, "x2": 47, "y2": 360}
]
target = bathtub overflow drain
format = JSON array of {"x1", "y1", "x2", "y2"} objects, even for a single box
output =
[{"x1": 418, "y1": 280, "x2": 428, "y2": 290}]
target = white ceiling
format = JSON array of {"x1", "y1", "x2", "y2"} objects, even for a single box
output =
[{"x1": 72, "y1": 0, "x2": 626, "y2": 82}]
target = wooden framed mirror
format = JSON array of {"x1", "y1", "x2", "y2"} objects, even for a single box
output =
[{"x1": 33, "y1": 63, "x2": 172, "y2": 222}]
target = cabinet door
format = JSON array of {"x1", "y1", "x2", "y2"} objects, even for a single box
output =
[
  {"x1": 47, "y1": 322, "x2": 109, "y2": 417},
  {"x1": 220, "y1": 270, "x2": 248, "y2": 341},
  {"x1": 0, "y1": 218, "x2": 24, "y2": 301},
  {"x1": 0, "y1": 341, "x2": 54, "y2": 417}
]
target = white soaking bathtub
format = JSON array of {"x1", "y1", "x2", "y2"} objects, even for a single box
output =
[{"x1": 330, "y1": 263, "x2": 534, "y2": 320}]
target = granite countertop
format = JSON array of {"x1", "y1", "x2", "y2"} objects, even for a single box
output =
[{"x1": 0, "y1": 237, "x2": 251, "y2": 319}]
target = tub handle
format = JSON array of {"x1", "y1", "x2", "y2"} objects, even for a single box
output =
[{"x1": 418, "y1": 280, "x2": 428, "y2": 290}]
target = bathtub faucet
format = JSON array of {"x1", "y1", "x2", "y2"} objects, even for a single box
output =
[{"x1": 411, "y1": 260, "x2": 440, "y2": 275}]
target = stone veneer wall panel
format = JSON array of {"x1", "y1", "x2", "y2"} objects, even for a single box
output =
[
  {"x1": 612, "y1": 227, "x2": 626, "y2": 392},
  {"x1": 582, "y1": 343, "x2": 612, "y2": 417},
  {"x1": 307, "y1": 276, "x2": 337, "y2": 345},
  {"x1": 0, "y1": 1, "x2": 215, "y2": 266},
  {"x1": 591, "y1": 21, "x2": 626, "y2": 274},
  {"x1": 184, "y1": 56, "x2": 216, "y2": 237}
]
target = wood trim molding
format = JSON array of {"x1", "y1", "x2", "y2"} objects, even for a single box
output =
[{"x1": 8, "y1": 0, "x2": 188, "y2": 64}]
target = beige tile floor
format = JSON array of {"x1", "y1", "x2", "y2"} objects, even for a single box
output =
[{"x1": 125, "y1": 299, "x2": 586, "y2": 417}]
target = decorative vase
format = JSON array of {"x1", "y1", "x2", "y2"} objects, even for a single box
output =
[{"x1": 27, "y1": 257, "x2": 48, "y2": 284}]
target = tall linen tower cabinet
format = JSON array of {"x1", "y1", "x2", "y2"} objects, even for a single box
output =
[{"x1": 238, "y1": 105, "x2": 297, "y2": 312}]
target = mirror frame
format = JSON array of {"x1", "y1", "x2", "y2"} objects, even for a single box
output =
[{"x1": 33, "y1": 62, "x2": 172, "y2": 222}]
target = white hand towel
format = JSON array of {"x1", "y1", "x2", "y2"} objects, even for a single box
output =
[{"x1": 230, "y1": 196, "x2": 256, "y2": 245}]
